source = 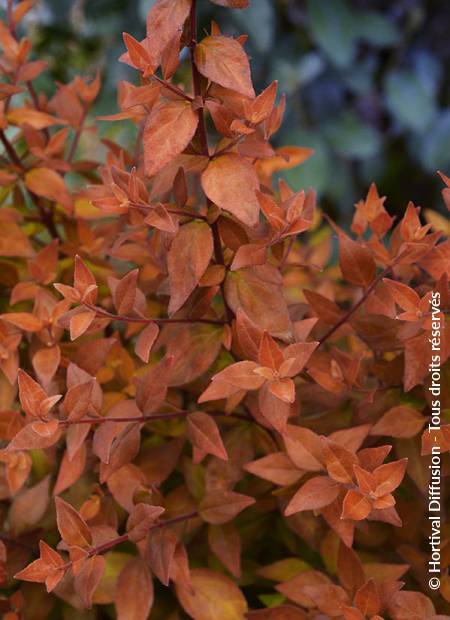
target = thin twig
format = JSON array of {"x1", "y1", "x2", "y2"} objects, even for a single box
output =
[
  {"x1": 318, "y1": 265, "x2": 392, "y2": 346},
  {"x1": 83, "y1": 302, "x2": 225, "y2": 326},
  {"x1": 152, "y1": 75, "x2": 194, "y2": 103},
  {"x1": 59, "y1": 512, "x2": 199, "y2": 571},
  {"x1": 188, "y1": 1, "x2": 233, "y2": 324},
  {"x1": 130, "y1": 200, "x2": 207, "y2": 221},
  {"x1": 67, "y1": 104, "x2": 89, "y2": 163},
  {"x1": 0, "y1": 129, "x2": 24, "y2": 170},
  {"x1": 58, "y1": 409, "x2": 262, "y2": 429}
]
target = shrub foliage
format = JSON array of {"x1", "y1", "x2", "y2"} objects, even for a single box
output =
[{"x1": 0, "y1": 0, "x2": 449, "y2": 618}]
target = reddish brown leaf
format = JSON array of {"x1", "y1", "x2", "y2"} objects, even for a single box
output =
[
  {"x1": 199, "y1": 490, "x2": 255, "y2": 524},
  {"x1": 9, "y1": 475, "x2": 50, "y2": 534},
  {"x1": 74, "y1": 555, "x2": 105, "y2": 608},
  {"x1": 338, "y1": 232, "x2": 376, "y2": 287},
  {"x1": 167, "y1": 221, "x2": 213, "y2": 315},
  {"x1": 244, "y1": 452, "x2": 303, "y2": 486},
  {"x1": 32, "y1": 345, "x2": 61, "y2": 388},
  {"x1": 144, "y1": 101, "x2": 198, "y2": 177},
  {"x1": 113, "y1": 269, "x2": 138, "y2": 315},
  {"x1": 0, "y1": 312, "x2": 43, "y2": 332},
  {"x1": 208, "y1": 523, "x2": 241, "y2": 578},
  {"x1": 372, "y1": 458, "x2": 408, "y2": 497},
  {"x1": 126, "y1": 504, "x2": 165, "y2": 542},
  {"x1": 198, "y1": 360, "x2": 265, "y2": 402},
  {"x1": 146, "y1": 0, "x2": 191, "y2": 63},
  {"x1": 341, "y1": 490, "x2": 372, "y2": 521},
  {"x1": 176, "y1": 568, "x2": 248, "y2": 620},
  {"x1": 284, "y1": 475, "x2": 340, "y2": 516},
  {"x1": 354, "y1": 579, "x2": 381, "y2": 616},
  {"x1": 53, "y1": 444, "x2": 87, "y2": 496},
  {"x1": 25, "y1": 168, "x2": 71, "y2": 209},
  {"x1": 371, "y1": 406, "x2": 425, "y2": 439},
  {"x1": 147, "y1": 526, "x2": 178, "y2": 586},
  {"x1": 195, "y1": 35, "x2": 254, "y2": 98},
  {"x1": 187, "y1": 411, "x2": 228, "y2": 461},
  {"x1": 202, "y1": 154, "x2": 260, "y2": 228},
  {"x1": 14, "y1": 540, "x2": 64, "y2": 593},
  {"x1": 55, "y1": 496, "x2": 92, "y2": 548},
  {"x1": 135, "y1": 323, "x2": 159, "y2": 363},
  {"x1": 116, "y1": 557, "x2": 154, "y2": 620}
]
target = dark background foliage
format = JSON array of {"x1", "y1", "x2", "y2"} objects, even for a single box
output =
[{"x1": 18, "y1": 0, "x2": 450, "y2": 220}]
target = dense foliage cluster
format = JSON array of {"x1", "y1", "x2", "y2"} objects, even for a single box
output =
[
  {"x1": 26, "y1": 0, "x2": 450, "y2": 219},
  {"x1": 0, "y1": 0, "x2": 449, "y2": 619}
]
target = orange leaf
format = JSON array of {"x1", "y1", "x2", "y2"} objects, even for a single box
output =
[
  {"x1": 9, "y1": 475, "x2": 50, "y2": 534},
  {"x1": 208, "y1": 523, "x2": 241, "y2": 578},
  {"x1": 126, "y1": 504, "x2": 165, "y2": 542},
  {"x1": 144, "y1": 100, "x2": 198, "y2": 177},
  {"x1": 116, "y1": 558, "x2": 154, "y2": 620},
  {"x1": 338, "y1": 232, "x2": 376, "y2": 287},
  {"x1": 17, "y1": 369, "x2": 48, "y2": 417},
  {"x1": 74, "y1": 555, "x2": 105, "y2": 608},
  {"x1": 341, "y1": 490, "x2": 372, "y2": 521},
  {"x1": 258, "y1": 331, "x2": 284, "y2": 371},
  {"x1": 187, "y1": 411, "x2": 228, "y2": 461},
  {"x1": 370, "y1": 406, "x2": 425, "y2": 439},
  {"x1": 135, "y1": 323, "x2": 159, "y2": 363},
  {"x1": 14, "y1": 540, "x2": 64, "y2": 593},
  {"x1": 69, "y1": 309, "x2": 96, "y2": 340},
  {"x1": 176, "y1": 568, "x2": 248, "y2": 620},
  {"x1": 8, "y1": 420, "x2": 62, "y2": 451},
  {"x1": 199, "y1": 490, "x2": 255, "y2": 524},
  {"x1": 354, "y1": 579, "x2": 380, "y2": 616},
  {"x1": 202, "y1": 154, "x2": 260, "y2": 227},
  {"x1": 284, "y1": 475, "x2": 340, "y2": 516},
  {"x1": 198, "y1": 360, "x2": 264, "y2": 402},
  {"x1": 244, "y1": 452, "x2": 303, "y2": 486},
  {"x1": 167, "y1": 221, "x2": 213, "y2": 315},
  {"x1": 32, "y1": 345, "x2": 60, "y2": 387},
  {"x1": 146, "y1": 0, "x2": 191, "y2": 63},
  {"x1": 0, "y1": 312, "x2": 43, "y2": 332},
  {"x1": 372, "y1": 458, "x2": 407, "y2": 497},
  {"x1": 7, "y1": 108, "x2": 66, "y2": 129},
  {"x1": 113, "y1": 268, "x2": 138, "y2": 315},
  {"x1": 25, "y1": 167, "x2": 72, "y2": 208},
  {"x1": 55, "y1": 496, "x2": 92, "y2": 548},
  {"x1": 195, "y1": 35, "x2": 254, "y2": 98},
  {"x1": 53, "y1": 445, "x2": 87, "y2": 496}
]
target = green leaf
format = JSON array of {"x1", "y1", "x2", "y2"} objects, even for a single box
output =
[
  {"x1": 384, "y1": 69, "x2": 436, "y2": 132},
  {"x1": 307, "y1": 0, "x2": 356, "y2": 68},
  {"x1": 259, "y1": 593, "x2": 286, "y2": 608},
  {"x1": 415, "y1": 110, "x2": 450, "y2": 172},
  {"x1": 358, "y1": 11, "x2": 399, "y2": 47},
  {"x1": 279, "y1": 131, "x2": 331, "y2": 197},
  {"x1": 325, "y1": 111, "x2": 381, "y2": 159},
  {"x1": 233, "y1": 0, "x2": 275, "y2": 53}
]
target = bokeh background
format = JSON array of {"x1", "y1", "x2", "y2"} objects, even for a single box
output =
[{"x1": 15, "y1": 0, "x2": 450, "y2": 221}]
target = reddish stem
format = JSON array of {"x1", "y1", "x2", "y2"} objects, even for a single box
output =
[
  {"x1": 152, "y1": 75, "x2": 194, "y2": 102},
  {"x1": 0, "y1": 129, "x2": 24, "y2": 170},
  {"x1": 59, "y1": 409, "x2": 257, "y2": 427},
  {"x1": 58, "y1": 512, "x2": 199, "y2": 572},
  {"x1": 130, "y1": 200, "x2": 207, "y2": 221},
  {"x1": 188, "y1": 2, "x2": 233, "y2": 323},
  {"x1": 67, "y1": 104, "x2": 89, "y2": 162},
  {"x1": 318, "y1": 265, "x2": 392, "y2": 346},
  {"x1": 6, "y1": 0, "x2": 16, "y2": 37},
  {"x1": 83, "y1": 302, "x2": 225, "y2": 326}
]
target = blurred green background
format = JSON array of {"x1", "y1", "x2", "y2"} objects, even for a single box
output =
[{"x1": 18, "y1": 0, "x2": 450, "y2": 220}]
